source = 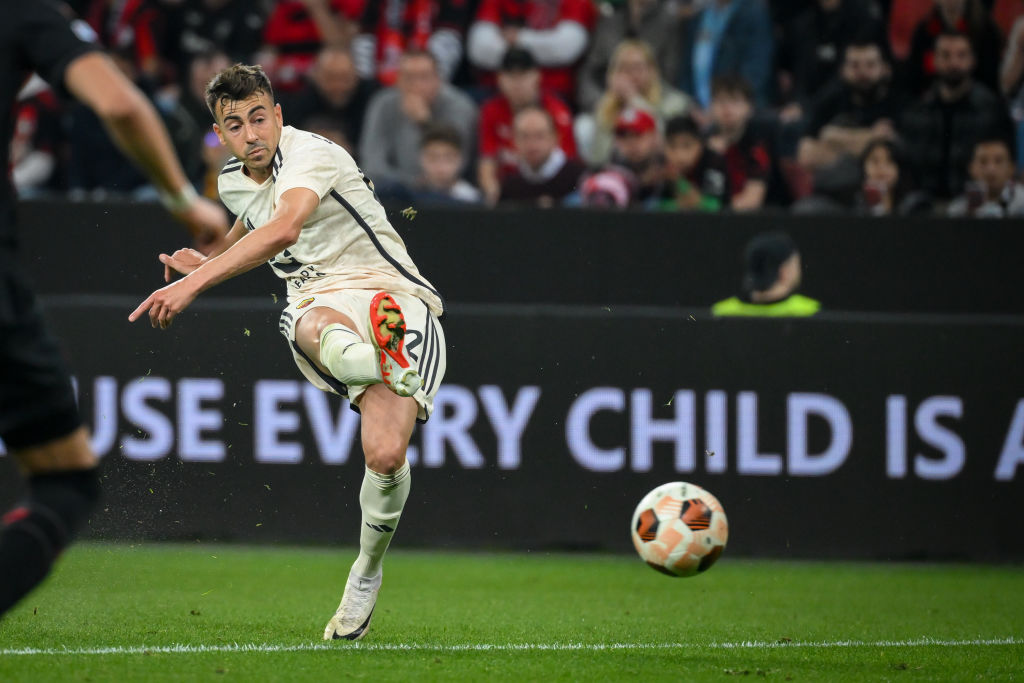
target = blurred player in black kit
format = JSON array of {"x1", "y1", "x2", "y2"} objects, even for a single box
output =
[{"x1": 0, "y1": 1, "x2": 227, "y2": 618}]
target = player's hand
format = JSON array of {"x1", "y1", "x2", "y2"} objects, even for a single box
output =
[
  {"x1": 128, "y1": 277, "x2": 200, "y2": 330},
  {"x1": 159, "y1": 248, "x2": 206, "y2": 282},
  {"x1": 172, "y1": 196, "x2": 229, "y2": 255}
]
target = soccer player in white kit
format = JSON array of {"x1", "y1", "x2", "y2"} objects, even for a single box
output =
[{"x1": 129, "y1": 64, "x2": 447, "y2": 641}]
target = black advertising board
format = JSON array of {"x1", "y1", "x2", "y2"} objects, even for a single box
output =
[{"x1": 2, "y1": 298, "x2": 1020, "y2": 560}]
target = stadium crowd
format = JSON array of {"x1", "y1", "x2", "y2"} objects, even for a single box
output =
[{"x1": 12, "y1": 0, "x2": 1024, "y2": 218}]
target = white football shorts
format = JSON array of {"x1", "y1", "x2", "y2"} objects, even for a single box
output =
[{"x1": 278, "y1": 289, "x2": 446, "y2": 422}]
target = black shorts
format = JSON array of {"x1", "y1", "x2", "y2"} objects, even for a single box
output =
[{"x1": 0, "y1": 247, "x2": 82, "y2": 451}]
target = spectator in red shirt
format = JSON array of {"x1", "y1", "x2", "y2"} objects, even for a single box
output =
[
  {"x1": 467, "y1": 0, "x2": 597, "y2": 104},
  {"x1": 260, "y1": 0, "x2": 365, "y2": 92},
  {"x1": 478, "y1": 48, "x2": 575, "y2": 204},
  {"x1": 352, "y1": 0, "x2": 473, "y2": 86},
  {"x1": 707, "y1": 74, "x2": 771, "y2": 212}
]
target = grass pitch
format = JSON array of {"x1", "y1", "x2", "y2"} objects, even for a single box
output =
[{"x1": 0, "y1": 544, "x2": 1021, "y2": 681}]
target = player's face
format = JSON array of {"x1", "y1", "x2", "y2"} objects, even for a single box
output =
[{"x1": 213, "y1": 91, "x2": 283, "y2": 178}]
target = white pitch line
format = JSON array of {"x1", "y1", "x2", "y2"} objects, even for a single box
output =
[{"x1": 0, "y1": 637, "x2": 1020, "y2": 657}]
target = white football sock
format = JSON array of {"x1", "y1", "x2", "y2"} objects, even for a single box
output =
[
  {"x1": 319, "y1": 323, "x2": 382, "y2": 385},
  {"x1": 351, "y1": 461, "x2": 411, "y2": 579}
]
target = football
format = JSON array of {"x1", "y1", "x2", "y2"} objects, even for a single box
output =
[{"x1": 631, "y1": 481, "x2": 729, "y2": 577}]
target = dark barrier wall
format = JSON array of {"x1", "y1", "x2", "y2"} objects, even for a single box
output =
[
  {"x1": 1, "y1": 298, "x2": 1021, "y2": 560},
  {"x1": 16, "y1": 200, "x2": 1024, "y2": 313}
]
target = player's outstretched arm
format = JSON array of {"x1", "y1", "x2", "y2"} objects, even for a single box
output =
[
  {"x1": 64, "y1": 52, "x2": 228, "y2": 251},
  {"x1": 129, "y1": 188, "x2": 319, "y2": 329}
]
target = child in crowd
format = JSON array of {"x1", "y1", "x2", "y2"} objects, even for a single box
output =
[
  {"x1": 707, "y1": 75, "x2": 771, "y2": 212},
  {"x1": 656, "y1": 115, "x2": 728, "y2": 212},
  {"x1": 856, "y1": 138, "x2": 931, "y2": 216},
  {"x1": 948, "y1": 137, "x2": 1024, "y2": 217},
  {"x1": 413, "y1": 125, "x2": 482, "y2": 205}
]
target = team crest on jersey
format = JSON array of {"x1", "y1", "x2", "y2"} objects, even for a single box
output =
[{"x1": 296, "y1": 297, "x2": 315, "y2": 309}]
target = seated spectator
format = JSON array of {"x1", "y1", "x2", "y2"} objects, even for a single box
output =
[
  {"x1": 499, "y1": 105, "x2": 586, "y2": 206},
  {"x1": 260, "y1": 0, "x2": 364, "y2": 92},
  {"x1": 411, "y1": 125, "x2": 483, "y2": 205},
  {"x1": 855, "y1": 139, "x2": 933, "y2": 216},
  {"x1": 902, "y1": 32, "x2": 1013, "y2": 201},
  {"x1": 581, "y1": 39, "x2": 693, "y2": 165},
  {"x1": 607, "y1": 107, "x2": 664, "y2": 203},
  {"x1": 777, "y1": 0, "x2": 886, "y2": 116},
  {"x1": 278, "y1": 46, "x2": 376, "y2": 154},
  {"x1": 353, "y1": 0, "x2": 471, "y2": 85},
  {"x1": 676, "y1": 0, "x2": 774, "y2": 109},
  {"x1": 904, "y1": 0, "x2": 1003, "y2": 94},
  {"x1": 478, "y1": 48, "x2": 576, "y2": 205},
  {"x1": 466, "y1": 0, "x2": 597, "y2": 104},
  {"x1": 161, "y1": 0, "x2": 267, "y2": 85},
  {"x1": 712, "y1": 232, "x2": 820, "y2": 317},
  {"x1": 797, "y1": 37, "x2": 906, "y2": 200},
  {"x1": 359, "y1": 49, "x2": 477, "y2": 188},
  {"x1": 707, "y1": 75, "x2": 771, "y2": 212},
  {"x1": 948, "y1": 137, "x2": 1024, "y2": 216},
  {"x1": 577, "y1": 0, "x2": 683, "y2": 112},
  {"x1": 655, "y1": 115, "x2": 728, "y2": 212}
]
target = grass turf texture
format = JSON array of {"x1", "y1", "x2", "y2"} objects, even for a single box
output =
[{"x1": 0, "y1": 544, "x2": 1021, "y2": 681}]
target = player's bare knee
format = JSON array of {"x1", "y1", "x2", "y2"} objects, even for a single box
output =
[{"x1": 363, "y1": 438, "x2": 407, "y2": 475}]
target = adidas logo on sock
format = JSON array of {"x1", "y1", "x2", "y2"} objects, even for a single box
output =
[{"x1": 365, "y1": 523, "x2": 394, "y2": 533}]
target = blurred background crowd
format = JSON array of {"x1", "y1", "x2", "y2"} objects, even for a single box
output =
[{"x1": 13, "y1": 0, "x2": 1024, "y2": 218}]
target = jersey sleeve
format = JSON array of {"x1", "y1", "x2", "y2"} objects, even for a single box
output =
[
  {"x1": 274, "y1": 140, "x2": 342, "y2": 201},
  {"x1": 14, "y1": 1, "x2": 99, "y2": 96}
]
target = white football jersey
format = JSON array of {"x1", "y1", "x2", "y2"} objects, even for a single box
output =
[{"x1": 217, "y1": 126, "x2": 444, "y2": 315}]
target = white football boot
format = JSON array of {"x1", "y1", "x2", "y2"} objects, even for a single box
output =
[
  {"x1": 323, "y1": 569, "x2": 382, "y2": 641},
  {"x1": 368, "y1": 292, "x2": 422, "y2": 397}
]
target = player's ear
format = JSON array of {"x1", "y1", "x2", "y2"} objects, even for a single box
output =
[
  {"x1": 274, "y1": 103, "x2": 283, "y2": 126},
  {"x1": 212, "y1": 123, "x2": 226, "y2": 146}
]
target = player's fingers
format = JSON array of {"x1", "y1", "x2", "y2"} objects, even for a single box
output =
[
  {"x1": 164, "y1": 262, "x2": 171, "y2": 283},
  {"x1": 128, "y1": 297, "x2": 152, "y2": 322}
]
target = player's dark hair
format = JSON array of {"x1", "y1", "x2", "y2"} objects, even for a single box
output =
[
  {"x1": 665, "y1": 115, "x2": 702, "y2": 141},
  {"x1": 711, "y1": 74, "x2": 753, "y2": 103},
  {"x1": 420, "y1": 124, "x2": 463, "y2": 152},
  {"x1": 205, "y1": 64, "x2": 275, "y2": 118}
]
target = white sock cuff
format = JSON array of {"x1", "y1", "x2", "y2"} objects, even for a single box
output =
[
  {"x1": 365, "y1": 460, "x2": 410, "y2": 491},
  {"x1": 319, "y1": 323, "x2": 361, "y2": 349}
]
